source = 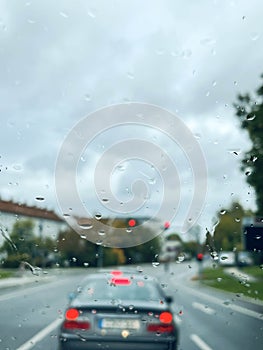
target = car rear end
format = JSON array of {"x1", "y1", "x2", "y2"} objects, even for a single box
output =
[
  {"x1": 59, "y1": 304, "x2": 178, "y2": 350},
  {"x1": 58, "y1": 273, "x2": 178, "y2": 350}
]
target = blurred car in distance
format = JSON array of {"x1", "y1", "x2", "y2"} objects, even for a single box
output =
[
  {"x1": 58, "y1": 270, "x2": 179, "y2": 350},
  {"x1": 237, "y1": 251, "x2": 254, "y2": 267}
]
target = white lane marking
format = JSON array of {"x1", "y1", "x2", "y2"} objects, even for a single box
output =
[
  {"x1": 174, "y1": 315, "x2": 182, "y2": 325},
  {"x1": 174, "y1": 284, "x2": 263, "y2": 321},
  {"x1": 192, "y1": 302, "x2": 215, "y2": 315},
  {"x1": 190, "y1": 334, "x2": 213, "y2": 350},
  {"x1": 16, "y1": 318, "x2": 62, "y2": 350}
]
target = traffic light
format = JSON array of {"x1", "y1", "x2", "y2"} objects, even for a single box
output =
[
  {"x1": 128, "y1": 219, "x2": 136, "y2": 227},
  {"x1": 164, "y1": 221, "x2": 170, "y2": 230},
  {"x1": 197, "y1": 253, "x2": 204, "y2": 262}
]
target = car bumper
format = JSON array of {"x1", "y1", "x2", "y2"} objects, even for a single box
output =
[{"x1": 59, "y1": 334, "x2": 177, "y2": 350}]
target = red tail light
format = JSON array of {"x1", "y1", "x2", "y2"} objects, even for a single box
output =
[
  {"x1": 63, "y1": 320, "x2": 90, "y2": 330},
  {"x1": 65, "y1": 308, "x2": 79, "y2": 320},
  {"x1": 110, "y1": 277, "x2": 131, "y2": 285},
  {"x1": 147, "y1": 324, "x2": 174, "y2": 333},
  {"x1": 159, "y1": 312, "x2": 173, "y2": 324},
  {"x1": 147, "y1": 312, "x2": 174, "y2": 333}
]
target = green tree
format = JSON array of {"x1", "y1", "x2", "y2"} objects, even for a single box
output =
[
  {"x1": 234, "y1": 74, "x2": 263, "y2": 214},
  {"x1": 213, "y1": 201, "x2": 253, "y2": 251},
  {"x1": 166, "y1": 233, "x2": 182, "y2": 242},
  {"x1": 124, "y1": 236, "x2": 161, "y2": 264},
  {"x1": 0, "y1": 219, "x2": 35, "y2": 267},
  {"x1": 57, "y1": 229, "x2": 97, "y2": 267},
  {"x1": 103, "y1": 248, "x2": 126, "y2": 266}
]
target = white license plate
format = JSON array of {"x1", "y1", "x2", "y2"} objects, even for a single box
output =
[{"x1": 100, "y1": 318, "x2": 140, "y2": 330}]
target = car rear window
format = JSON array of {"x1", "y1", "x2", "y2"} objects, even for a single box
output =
[{"x1": 77, "y1": 277, "x2": 162, "y2": 301}]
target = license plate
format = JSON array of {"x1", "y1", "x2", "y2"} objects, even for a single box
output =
[{"x1": 99, "y1": 318, "x2": 140, "y2": 330}]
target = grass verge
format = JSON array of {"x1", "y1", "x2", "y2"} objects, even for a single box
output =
[
  {"x1": 201, "y1": 266, "x2": 263, "y2": 301},
  {"x1": 0, "y1": 270, "x2": 14, "y2": 279}
]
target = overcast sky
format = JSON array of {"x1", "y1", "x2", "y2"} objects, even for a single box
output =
[{"x1": 1, "y1": 0, "x2": 262, "y2": 241}]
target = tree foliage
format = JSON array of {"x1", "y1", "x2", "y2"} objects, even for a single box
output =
[
  {"x1": 213, "y1": 201, "x2": 253, "y2": 251},
  {"x1": 0, "y1": 219, "x2": 57, "y2": 268},
  {"x1": 234, "y1": 74, "x2": 263, "y2": 214}
]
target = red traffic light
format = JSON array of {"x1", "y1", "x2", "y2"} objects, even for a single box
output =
[
  {"x1": 164, "y1": 221, "x2": 170, "y2": 230},
  {"x1": 197, "y1": 253, "x2": 204, "y2": 261},
  {"x1": 128, "y1": 219, "x2": 136, "y2": 227}
]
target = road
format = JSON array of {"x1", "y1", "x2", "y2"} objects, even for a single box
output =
[{"x1": 0, "y1": 262, "x2": 262, "y2": 350}]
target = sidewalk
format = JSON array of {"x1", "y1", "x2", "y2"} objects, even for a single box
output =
[
  {"x1": 0, "y1": 271, "x2": 55, "y2": 289},
  {"x1": 224, "y1": 267, "x2": 257, "y2": 283}
]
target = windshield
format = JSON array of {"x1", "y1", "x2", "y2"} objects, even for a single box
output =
[{"x1": 0, "y1": 1, "x2": 262, "y2": 350}]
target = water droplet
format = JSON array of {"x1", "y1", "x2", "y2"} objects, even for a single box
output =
[
  {"x1": 235, "y1": 218, "x2": 240, "y2": 222},
  {"x1": 254, "y1": 235, "x2": 261, "y2": 240},
  {"x1": 228, "y1": 149, "x2": 241, "y2": 156},
  {"x1": 246, "y1": 114, "x2": 256, "y2": 121},
  {"x1": 177, "y1": 254, "x2": 185, "y2": 263},
  {"x1": 117, "y1": 164, "x2": 126, "y2": 172},
  {"x1": 72, "y1": 257, "x2": 77, "y2": 262},
  {"x1": 136, "y1": 266, "x2": 143, "y2": 273},
  {"x1": 98, "y1": 230, "x2": 105, "y2": 236},
  {"x1": 152, "y1": 262, "x2": 160, "y2": 267},
  {"x1": 194, "y1": 133, "x2": 202, "y2": 140},
  {"x1": 250, "y1": 32, "x2": 259, "y2": 41},
  {"x1": 12, "y1": 164, "x2": 22, "y2": 171},
  {"x1": 212, "y1": 80, "x2": 217, "y2": 87},
  {"x1": 59, "y1": 12, "x2": 69, "y2": 18},
  {"x1": 84, "y1": 94, "x2": 91, "y2": 101},
  {"x1": 126, "y1": 228, "x2": 133, "y2": 233},
  {"x1": 220, "y1": 209, "x2": 226, "y2": 215},
  {"x1": 148, "y1": 178, "x2": 156, "y2": 185},
  {"x1": 127, "y1": 72, "x2": 134, "y2": 79},
  {"x1": 35, "y1": 196, "x2": 45, "y2": 201},
  {"x1": 245, "y1": 170, "x2": 251, "y2": 176},
  {"x1": 220, "y1": 256, "x2": 228, "y2": 261},
  {"x1": 200, "y1": 37, "x2": 216, "y2": 46},
  {"x1": 102, "y1": 198, "x2": 109, "y2": 203},
  {"x1": 95, "y1": 213, "x2": 102, "y2": 220},
  {"x1": 79, "y1": 223, "x2": 93, "y2": 230},
  {"x1": 83, "y1": 262, "x2": 89, "y2": 267},
  {"x1": 88, "y1": 10, "x2": 96, "y2": 18},
  {"x1": 211, "y1": 251, "x2": 219, "y2": 261},
  {"x1": 96, "y1": 240, "x2": 103, "y2": 245}
]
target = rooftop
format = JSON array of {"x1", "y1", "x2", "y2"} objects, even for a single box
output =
[{"x1": 0, "y1": 199, "x2": 62, "y2": 222}]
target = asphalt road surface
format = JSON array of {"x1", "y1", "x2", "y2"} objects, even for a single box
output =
[{"x1": 0, "y1": 262, "x2": 262, "y2": 350}]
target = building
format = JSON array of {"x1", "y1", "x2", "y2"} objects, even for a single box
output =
[{"x1": 0, "y1": 199, "x2": 68, "y2": 246}]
